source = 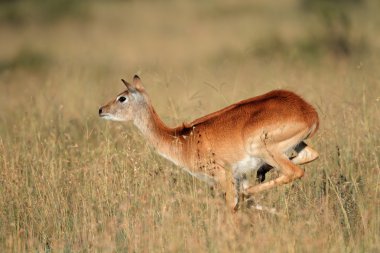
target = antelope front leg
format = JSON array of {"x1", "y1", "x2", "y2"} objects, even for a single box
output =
[{"x1": 213, "y1": 166, "x2": 239, "y2": 212}]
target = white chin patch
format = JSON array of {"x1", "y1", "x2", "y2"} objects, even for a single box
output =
[{"x1": 100, "y1": 114, "x2": 125, "y2": 121}]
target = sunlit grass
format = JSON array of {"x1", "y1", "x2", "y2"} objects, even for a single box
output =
[{"x1": 0, "y1": 0, "x2": 379, "y2": 252}]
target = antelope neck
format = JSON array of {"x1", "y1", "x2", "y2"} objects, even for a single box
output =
[{"x1": 133, "y1": 104, "x2": 183, "y2": 166}]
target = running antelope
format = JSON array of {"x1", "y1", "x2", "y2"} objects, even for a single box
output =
[{"x1": 99, "y1": 75, "x2": 319, "y2": 211}]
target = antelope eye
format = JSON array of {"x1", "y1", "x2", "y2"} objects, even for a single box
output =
[{"x1": 118, "y1": 96, "x2": 126, "y2": 102}]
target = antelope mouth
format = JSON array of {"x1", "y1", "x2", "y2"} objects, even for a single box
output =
[
  {"x1": 99, "y1": 113, "x2": 124, "y2": 122},
  {"x1": 99, "y1": 107, "x2": 113, "y2": 120},
  {"x1": 99, "y1": 113, "x2": 113, "y2": 120}
]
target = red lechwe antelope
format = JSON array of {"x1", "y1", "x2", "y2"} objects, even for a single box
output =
[{"x1": 99, "y1": 75, "x2": 319, "y2": 211}]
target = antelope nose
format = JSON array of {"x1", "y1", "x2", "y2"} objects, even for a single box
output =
[{"x1": 99, "y1": 107, "x2": 103, "y2": 115}]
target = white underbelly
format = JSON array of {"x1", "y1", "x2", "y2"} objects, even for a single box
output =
[
  {"x1": 232, "y1": 156, "x2": 264, "y2": 176},
  {"x1": 181, "y1": 156, "x2": 264, "y2": 185}
]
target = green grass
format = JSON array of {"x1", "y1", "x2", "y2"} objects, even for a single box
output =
[{"x1": 0, "y1": 0, "x2": 379, "y2": 252}]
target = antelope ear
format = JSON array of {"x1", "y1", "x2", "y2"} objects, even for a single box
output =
[
  {"x1": 121, "y1": 79, "x2": 136, "y2": 92},
  {"x1": 132, "y1": 75, "x2": 144, "y2": 91}
]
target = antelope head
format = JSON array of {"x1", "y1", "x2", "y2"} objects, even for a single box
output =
[{"x1": 99, "y1": 75, "x2": 146, "y2": 122}]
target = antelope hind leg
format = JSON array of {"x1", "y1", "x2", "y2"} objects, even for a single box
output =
[
  {"x1": 291, "y1": 142, "x2": 319, "y2": 165},
  {"x1": 247, "y1": 152, "x2": 305, "y2": 194},
  {"x1": 256, "y1": 141, "x2": 319, "y2": 182}
]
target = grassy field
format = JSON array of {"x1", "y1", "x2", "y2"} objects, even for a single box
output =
[{"x1": 0, "y1": 0, "x2": 379, "y2": 252}]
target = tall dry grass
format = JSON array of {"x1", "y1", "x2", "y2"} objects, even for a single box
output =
[{"x1": 0, "y1": 0, "x2": 379, "y2": 252}]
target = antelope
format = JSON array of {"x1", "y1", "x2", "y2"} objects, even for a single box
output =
[{"x1": 99, "y1": 75, "x2": 319, "y2": 211}]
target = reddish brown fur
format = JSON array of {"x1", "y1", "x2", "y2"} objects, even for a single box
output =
[
  {"x1": 99, "y1": 76, "x2": 319, "y2": 211},
  {"x1": 147, "y1": 90, "x2": 318, "y2": 169}
]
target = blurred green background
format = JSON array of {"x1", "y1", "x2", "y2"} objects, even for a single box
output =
[
  {"x1": 0, "y1": 0, "x2": 379, "y2": 252},
  {"x1": 0, "y1": 0, "x2": 376, "y2": 72}
]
